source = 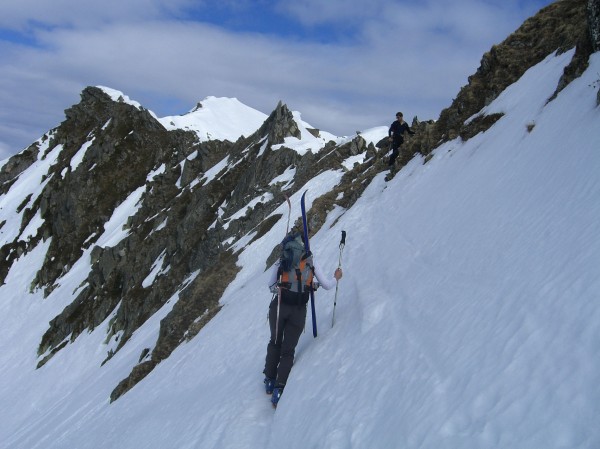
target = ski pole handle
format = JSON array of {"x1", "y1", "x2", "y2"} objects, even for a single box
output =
[
  {"x1": 285, "y1": 195, "x2": 291, "y2": 234},
  {"x1": 338, "y1": 230, "x2": 346, "y2": 268}
]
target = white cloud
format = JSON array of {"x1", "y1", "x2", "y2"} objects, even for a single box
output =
[
  {"x1": 0, "y1": 0, "x2": 554, "y2": 159},
  {"x1": 0, "y1": 0, "x2": 197, "y2": 29}
]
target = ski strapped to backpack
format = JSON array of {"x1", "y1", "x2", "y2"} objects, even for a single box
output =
[{"x1": 301, "y1": 190, "x2": 318, "y2": 337}]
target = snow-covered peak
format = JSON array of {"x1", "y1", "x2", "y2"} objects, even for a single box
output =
[
  {"x1": 158, "y1": 96, "x2": 268, "y2": 142},
  {"x1": 96, "y1": 86, "x2": 144, "y2": 110}
]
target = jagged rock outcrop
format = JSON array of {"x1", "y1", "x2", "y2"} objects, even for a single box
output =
[
  {"x1": 391, "y1": 0, "x2": 592, "y2": 177},
  {"x1": 589, "y1": 0, "x2": 600, "y2": 51},
  {"x1": 107, "y1": 101, "x2": 373, "y2": 400},
  {"x1": 256, "y1": 101, "x2": 301, "y2": 144},
  {"x1": 33, "y1": 87, "x2": 207, "y2": 365},
  {"x1": 0, "y1": 141, "x2": 42, "y2": 194},
  {"x1": 6, "y1": 89, "x2": 298, "y2": 400},
  {"x1": 588, "y1": 0, "x2": 600, "y2": 105}
]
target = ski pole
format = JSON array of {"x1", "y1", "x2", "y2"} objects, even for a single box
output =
[
  {"x1": 331, "y1": 230, "x2": 346, "y2": 327},
  {"x1": 285, "y1": 195, "x2": 291, "y2": 234},
  {"x1": 301, "y1": 191, "x2": 317, "y2": 337}
]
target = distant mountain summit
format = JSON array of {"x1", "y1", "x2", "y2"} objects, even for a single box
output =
[{"x1": 158, "y1": 96, "x2": 268, "y2": 142}]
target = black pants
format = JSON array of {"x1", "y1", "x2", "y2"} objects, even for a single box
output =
[
  {"x1": 389, "y1": 141, "x2": 403, "y2": 166},
  {"x1": 264, "y1": 298, "x2": 307, "y2": 387}
]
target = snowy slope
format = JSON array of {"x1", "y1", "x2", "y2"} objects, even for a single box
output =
[{"x1": 1, "y1": 49, "x2": 599, "y2": 449}]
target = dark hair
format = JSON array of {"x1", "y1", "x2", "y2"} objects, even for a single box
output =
[{"x1": 396, "y1": 112, "x2": 403, "y2": 117}]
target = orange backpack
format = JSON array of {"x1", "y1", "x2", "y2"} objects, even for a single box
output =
[{"x1": 278, "y1": 232, "x2": 313, "y2": 293}]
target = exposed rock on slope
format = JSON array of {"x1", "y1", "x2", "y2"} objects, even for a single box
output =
[{"x1": 400, "y1": 0, "x2": 592, "y2": 169}]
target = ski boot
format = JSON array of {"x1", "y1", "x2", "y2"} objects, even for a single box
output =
[
  {"x1": 271, "y1": 385, "x2": 284, "y2": 408},
  {"x1": 264, "y1": 377, "x2": 275, "y2": 395}
]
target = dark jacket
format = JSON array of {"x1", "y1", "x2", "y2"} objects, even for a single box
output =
[{"x1": 389, "y1": 120, "x2": 414, "y2": 145}]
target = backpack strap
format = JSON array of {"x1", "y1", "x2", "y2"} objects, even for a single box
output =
[{"x1": 295, "y1": 268, "x2": 302, "y2": 294}]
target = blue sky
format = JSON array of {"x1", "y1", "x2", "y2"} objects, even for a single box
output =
[{"x1": 0, "y1": 0, "x2": 553, "y2": 160}]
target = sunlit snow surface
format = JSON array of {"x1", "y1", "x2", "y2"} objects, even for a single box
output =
[
  {"x1": 158, "y1": 96, "x2": 268, "y2": 143},
  {"x1": 0, "y1": 50, "x2": 599, "y2": 449}
]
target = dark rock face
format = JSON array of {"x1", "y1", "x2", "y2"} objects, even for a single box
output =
[
  {"x1": 0, "y1": 85, "x2": 364, "y2": 401},
  {"x1": 588, "y1": 0, "x2": 600, "y2": 51},
  {"x1": 399, "y1": 0, "x2": 590, "y2": 167}
]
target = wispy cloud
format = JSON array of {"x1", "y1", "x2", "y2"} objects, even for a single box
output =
[{"x1": 0, "y1": 0, "x2": 552, "y2": 159}]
